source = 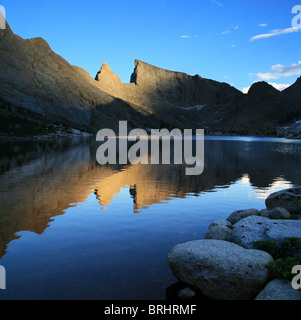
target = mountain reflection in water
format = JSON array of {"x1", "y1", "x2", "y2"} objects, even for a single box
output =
[{"x1": 0, "y1": 136, "x2": 300, "y2": 299}]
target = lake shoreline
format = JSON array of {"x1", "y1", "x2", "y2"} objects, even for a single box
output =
[
  {"x1": 0, "y1": 132, "x2": 300, "y2": 142},
  {"x1": 168, "y1": 187, "x2": 301, "y2": 300}
]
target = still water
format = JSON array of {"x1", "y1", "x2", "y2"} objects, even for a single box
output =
[{"x1": 0, "y1": 136, "x2": 301, "y2": 300}]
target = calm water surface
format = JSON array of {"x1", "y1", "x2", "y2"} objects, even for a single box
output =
[{"x1": 0, "y1": 136, "x2": 301, "y2": 300}]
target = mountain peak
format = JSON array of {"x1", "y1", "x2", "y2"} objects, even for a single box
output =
[
  {"x1": 282, "y1": 76, "x2": 301, "y2": 102},
  {"x1": 130, "y1": 59, "x2": 159, "y2": 85},
  {"x1": 248, "y1": 81, "x2": 280, "y2": 96},
  {"x1": 101, "y1": 61, "x2": 111, "y2": 71},
  {"x1": 95, "y1": 62, "x2": 124, "y2": 98},
  {"x1": 0, "y1": 21, "x2": 15, "y2": 43},
  {"x1": 95, "y1": 62, "x2": 114, "y2": 80},
  {"x1": 294, "y1": 76, "x2": 301, "y2": 85}
]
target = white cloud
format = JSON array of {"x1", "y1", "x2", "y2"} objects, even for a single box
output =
[
  {"x1": 255, "y1": 61, "x2": 301, "y2": 81},
  {"x1": 267, "y1": 82, "x2": 291, "y2": 91},
  {"x1": 220, "y1": 25, "x2": 239, "y2": 36},
  {"x1": 210, "y1": 0, "x2": 222, "y2": 7},
  {"x1": 250, "y1": 27, "x2": 301, "y2": 41},
  {"x1": 243, "y1": 61, "x2": 300, "y2": 94},
  {"x1": 258, "y1": 23, "x2": 268, "y2": 27},
  {"x1": 256, "y1": 72, "x2": 278, "y2": 81},
  {"x1": 271, "y1": 64, "x2": 285, "y2": 71},
  {"x1": 180, "y1": 35, "x2": 199, "y2": 39},
  {"x1": 242, "y1": 87, "x2": 250, "y2": 94},
  {"x1": 241, "y1": 82, "x2": 291, "y2": 94}
]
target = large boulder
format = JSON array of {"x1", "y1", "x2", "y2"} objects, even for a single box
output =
[
  {"x1": 265, "y1": 187, "x2": 301, "y2": 215},
  {"x1": 226, "y1": 209, "x2": 259, "y2": 225},
  {"x1": 168, "y1": 239, "x2": 274, "y2": 300},
  {"x1": 229, "y1": 216, "x2": 301, "y2": 250},
  {"x1": 255, "y1": 279, "x2": 301, "y2": 300}
]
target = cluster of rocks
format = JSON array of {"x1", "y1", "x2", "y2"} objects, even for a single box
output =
[
  {"x1": 168, "y1": 187, "x2": 301, "y2": 300},
  {"x1": 33, "y1": 127, "x2": 93, "y2": 140},
  {"x1": 277, "y1": 120, "x2": 301, "y2": 139}
]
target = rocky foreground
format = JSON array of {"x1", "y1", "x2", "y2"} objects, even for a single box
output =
[{"x1": 168, "y1": 187, "x2": 301, "y2": 300}]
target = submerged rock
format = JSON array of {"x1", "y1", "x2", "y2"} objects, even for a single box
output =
[
  {"x1": 178, "y1": 287, "x2": 196, "y2": 301},
  {"x1": 168, "y1": 239, "x2": 273, "y2": 300}
]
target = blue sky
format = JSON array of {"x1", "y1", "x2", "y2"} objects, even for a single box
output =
[{"x1": 1, "y1": 0, "x2": 301, "y2": 92}]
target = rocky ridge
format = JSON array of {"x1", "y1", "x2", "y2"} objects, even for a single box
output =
[
  {"x1": 0, "y1": 23, "x2": 159, "y2": 136},
  {"x1": 1, "y1": 22, "x2": 301, "y2": 137},
  {"x1": 96, "y1": 61, "x2": 301, "y2": 136}
]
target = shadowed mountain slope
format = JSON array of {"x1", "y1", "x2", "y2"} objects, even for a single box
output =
[{"x1": 0, "y1": 23, "x2": 159, "y2": 135}]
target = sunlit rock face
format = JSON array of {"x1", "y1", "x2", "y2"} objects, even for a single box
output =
[
  {"x1": 95, "y1": 59, "x2": 301, "y2": 136},
  {"x1": 95, "y1": 59, "x2": 243, "y2": 130},
  {"x1": 129, "y1": 59, "x2": 243, "y2": 108}
]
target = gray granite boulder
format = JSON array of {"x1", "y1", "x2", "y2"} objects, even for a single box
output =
[
  {"x1": 227, "y1": 209, "x2": 259, "y2": 224},
  {"x1": 208, "y1": 220, "x2": 233, "y2": 229},
  {"x1": 259, "y1": 209, "x2": 270, "y2": 218},
  {"x1": 266, "y1": 187, "x2": 301, "y2": 215},
  {"x1": 268, "y1": 207, "x2": 291, "y2": 219},
  {"x1": 205, "y1": 220, "x2": 233, "y2": 241},
  {"x1": 255, "y1": 279, "x2": 301, "y2": 300},
  {"x1": 229, "y1": 216, "x2": 301, "y2": 251},
  {"x1": 168, "y1": 239, "x2": 274, "y2": 300}
]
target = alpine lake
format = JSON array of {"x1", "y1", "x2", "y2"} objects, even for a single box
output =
[{"x1": 0, "y1": 135, "x2": 300, "y2": 300}]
